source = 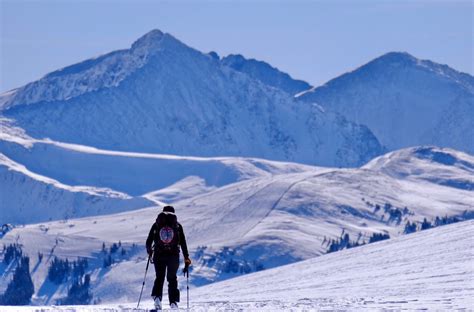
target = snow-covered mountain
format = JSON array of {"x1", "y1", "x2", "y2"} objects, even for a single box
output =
[
  {"x1": 297, "y1": 52, "x2": 474, "y2": 154},
  {"x1": 220, "y1": 54, "x2": 312, "y2": 95},
  {"x1": 0, "y1": 30, "x2": 382, "y2": 168},
  {"x1": 1, "y1": 145, "x2": 472, "y2": 304}
]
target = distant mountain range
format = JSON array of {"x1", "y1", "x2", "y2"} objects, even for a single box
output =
[
  {"x1": 0, "y1": 30, "x2": 382, "y2": 168},
  {"x1": 1, "y1": 30, "x2": 472, "y2": 167}
]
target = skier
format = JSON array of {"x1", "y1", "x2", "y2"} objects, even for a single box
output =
[{"x1": 146, "y1": 205, "x2": 191, "y2": 310}]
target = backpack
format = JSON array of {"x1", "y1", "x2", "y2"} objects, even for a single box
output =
[{"x1": 154, "y1": 212, "x2": 180, "y2": 253}]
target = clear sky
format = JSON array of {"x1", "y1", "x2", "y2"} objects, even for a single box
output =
[{"x1": 0, "y1": 0, "x2": 472, "y2": 93}]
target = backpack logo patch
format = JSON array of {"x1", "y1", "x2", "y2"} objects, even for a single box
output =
[{"x1": 159, "y1": 226, "x2": 174, "y2": 244}]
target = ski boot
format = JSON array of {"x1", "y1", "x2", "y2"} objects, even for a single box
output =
[{"x1": 153, "y1": 296, "x2": 162, "y2": 311}]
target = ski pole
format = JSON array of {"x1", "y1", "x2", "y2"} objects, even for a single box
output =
[
  {"x1": 137, "y1": 254, "x2": 151, "y2": 309},
  {"x1": 186, "y1": 269, "x2": 190, "y2": 310}
]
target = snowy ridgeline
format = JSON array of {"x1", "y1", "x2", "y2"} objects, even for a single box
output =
[
  {"x1": 0, "y1": 31, "x2": 383, "y2": 168},
  {"x1": 0, "y1": 220, "x2": 473, "y2": 311},
  {"x1": 0, "y1": 134, "x2": 473, "y2": 305},
  {"x1": 1, "y1": 30, "x2": 473, "y2": 167}
]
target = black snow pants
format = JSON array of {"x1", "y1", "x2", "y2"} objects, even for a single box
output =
[{"x1": 151, "y1": 253, "x2": 180, "y2": 303}]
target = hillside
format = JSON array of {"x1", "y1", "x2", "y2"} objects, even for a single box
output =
[
  {"x1": 0, "y1": 146, "x2": 472, "y2": 304},
  {"x1": 1, "y1": 220, "x2": 471, "y2": 310},
  {"x1": 0, "y1": 153, "x2": 153, "y2": 223},
  {"x1": 191, "y1": 220, "x2": 474, "y2": 311},
  {"x1": 0, "y1": 119, "x2": 316, "y2": 224}
]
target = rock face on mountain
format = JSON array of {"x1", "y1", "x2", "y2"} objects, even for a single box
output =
[
  {"x1": 297, "y1": 52, "x2": 474, "y2": 154},
  {"x1": 0, "y1": 30, "x2": 382, "y2": 167},
  {"x1": 221, "y1": 54, "x2": 312, "y2": 95}
]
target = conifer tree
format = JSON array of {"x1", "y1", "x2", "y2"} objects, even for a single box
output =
[{"x1": 1, "y1": 256, "x2": 34, "y2": 305}]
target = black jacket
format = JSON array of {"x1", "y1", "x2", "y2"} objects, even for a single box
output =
[{"x1": 146, "y1": 222, "x2": 189, "y2": 259}]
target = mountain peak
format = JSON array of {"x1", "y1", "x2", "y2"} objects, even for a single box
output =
[
  {"x1": 297, "y1": 50, "x2": 474, "y2": 155},
  {"x1": 378, "y1": 51, "x2": 416, "y2": 61},
  {"x1": 0, "y1": 29, "x2": 177, "y2": 109},
  {"x1": 369, "y1": 51, "x2": 418, "y2": 68},
  {"x1": 131, "y1": 29, "x2": 166, "y2": 52}
]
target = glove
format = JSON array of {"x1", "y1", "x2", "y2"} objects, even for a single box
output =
[
  {"x1": 146, "y1": 247, "x2": 153, "y2": 258},
  {"x1": 183, "y1": 257, "x2": 192, "y2": 276}
]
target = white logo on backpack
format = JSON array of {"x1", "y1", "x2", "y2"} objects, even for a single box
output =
[{"x1": 159, "y1": 226, "x2": 174, "y2": 244}]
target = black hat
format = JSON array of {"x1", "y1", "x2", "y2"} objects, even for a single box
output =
[{"x1": 163, "y1": 205, "x2": 175, "y2": 213}]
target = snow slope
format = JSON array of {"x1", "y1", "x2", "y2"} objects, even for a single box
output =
[
  {"x1": 172, "y1": 146, "x2": 474, "y2": 277},
  {"x1": 0, "y1": 30, "x2": 382, "y2": 168},
  {"x1": 1, "y1": 146, "x2": 472, "y2": 305},
  {"x1": 0, "y1": 119, "x2": 317, "y2": 224},
  {"x1": 297, "y1": 52, "x2": 474, "y2": 154},
  {"x1": 0, "y1": 153, "x2": 153, "y2": 223},
  {"x1": 190, "y1": 219, "x2": 474, "y2": 311},
  {"x1": 2, "y1": 220, "x2": 472, "y2": 311}
]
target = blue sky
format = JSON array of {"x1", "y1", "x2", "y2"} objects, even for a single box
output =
[{"x1": 1, "y1": 0, "x2": 472, "y2": 93}]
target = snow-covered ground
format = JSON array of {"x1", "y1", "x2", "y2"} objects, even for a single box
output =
[
  {"x1": 1, "y1": 143, "x2": 472, "y2": 305},
  {"x1": 190, "y1": 219, "x2": 474, "y2": 311},
  {"x1": 0, "y1": 118, "x2": 316, "y2": 224},
  {"x1": 2, "y1": 220, "x2": 472, "y2": 311}
]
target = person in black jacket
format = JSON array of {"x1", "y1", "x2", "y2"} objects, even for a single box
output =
[{"x1": 146, "y1": 205, "x2": 191, "y2": 310}]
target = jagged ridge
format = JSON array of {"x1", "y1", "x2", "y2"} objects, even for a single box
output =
[{"x1": 0, "y1": 30, "x2": 383, "y2": 168}]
